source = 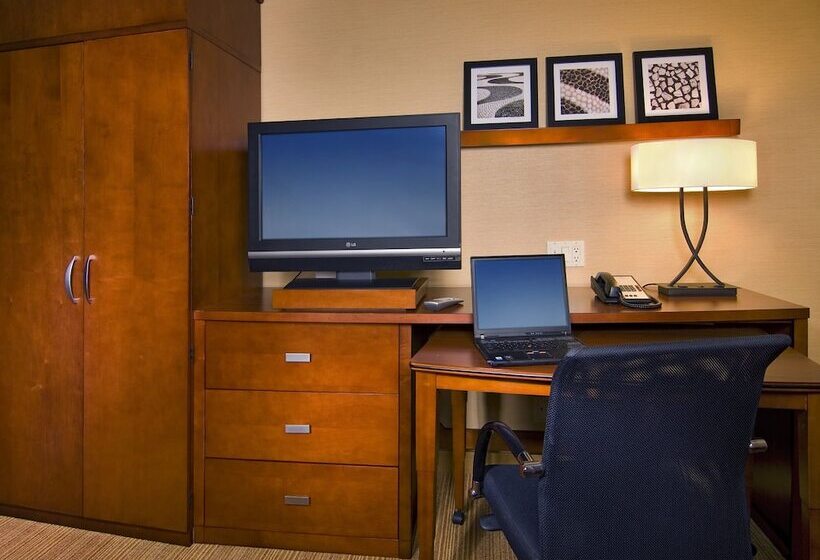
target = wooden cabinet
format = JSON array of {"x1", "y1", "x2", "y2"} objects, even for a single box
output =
[
  {"x1": 81, "y1": 30, "x2": 191, "y2": 533},
  {"x1": 204, "y1": 322, "x2": 399, "y2": 392},
  {"x1": 0, "y1": 2, "x2": 260, "y2": 544},
  {"x1": 0, "y1": 0, "x2": 262, "y2": 70},
  {"x1": 0, "y1": 43, "x2": 85, "y2": 518},
  {"x1": 194, "y1": 320, "x2": 415, "y2": 557},
  {"x1": 205, "y1": 391, "x2": 399, "y2": 465},
  {"x1": 204, "y1": 459, "x2": 399, "y2": 538}
]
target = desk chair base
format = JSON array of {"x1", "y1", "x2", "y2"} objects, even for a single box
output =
[{"x1": 479, "y1": 514, "x2": 500, "y2": 531}]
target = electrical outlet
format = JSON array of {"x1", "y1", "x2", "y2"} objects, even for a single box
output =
[{"x1": 547, "y1": 240, "x2": 585, "y2": 267}]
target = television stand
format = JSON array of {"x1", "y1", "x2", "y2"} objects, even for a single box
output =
[
  {"x1": 287, "y1": 270, "x2": 422, "y2": 290},
  {"x1": 274, "y1": 274, "x2": 427, "y2": 310}
]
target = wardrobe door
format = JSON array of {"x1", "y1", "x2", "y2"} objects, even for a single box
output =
[
  {"x1": 0, "y1": 44, "x2": 84, "y2": 515},
  {"x1": 82, "y1": 30, "x2": 190, "y2": 532}
]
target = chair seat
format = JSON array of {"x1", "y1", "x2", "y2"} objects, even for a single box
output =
[{"x1": 483, "y1": 465, "x2": 540, "y2": 560}]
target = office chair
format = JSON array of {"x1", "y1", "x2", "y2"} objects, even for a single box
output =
[{"x1": 470, "y1": 334, "x2": 790, "y2": 560}]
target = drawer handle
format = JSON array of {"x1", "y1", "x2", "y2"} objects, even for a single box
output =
[
  {"x1": 284, "y1": 495, "x2": 310, "y2": 506},
  {"x1": 285, "y1": 424, "x2": 311, "y2": 434},
  {"x1": 285, "y1": 352, "x2": 311, "y2": 363}
]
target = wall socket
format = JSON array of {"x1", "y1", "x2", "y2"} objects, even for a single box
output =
[{"x1": 547, "y1": 240, "x2": 585, "y2": 267}]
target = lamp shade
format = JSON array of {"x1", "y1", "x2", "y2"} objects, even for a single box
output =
[{"x1": 631, "y1": 138, "x2": 757, "y2": 192}]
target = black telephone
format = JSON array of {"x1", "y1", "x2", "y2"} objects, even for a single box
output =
[{"x1": 591, "y1": 272, "x2": 662, "y2": 309}]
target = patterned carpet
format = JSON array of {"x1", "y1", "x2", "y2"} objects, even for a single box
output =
[{"x1": 0, "y1": 452, "x2": 783, "y2": 559}]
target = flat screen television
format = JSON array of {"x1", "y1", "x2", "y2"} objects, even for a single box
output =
[{"x1": 247, "y1": 112, "x2": 461, "y2": 288}]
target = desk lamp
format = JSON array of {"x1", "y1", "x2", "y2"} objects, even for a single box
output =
[{"x1": 630, "y1": 138, "x2": 757, "y2": 297}]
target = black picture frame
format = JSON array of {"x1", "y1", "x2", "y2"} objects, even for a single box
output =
[
  {"x1": 546, "y1": 53, "x2": 625, "y2": 127},
  {"x1": 463, "y1": 58, "x2": 538, "y2": 130},
  {"x1": 633, "y1": 47, "x2": 719, "y2": 123}
]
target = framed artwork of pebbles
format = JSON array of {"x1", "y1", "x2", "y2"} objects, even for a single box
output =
[
  {"x1": 463, "y1": 58, "x2": 538, "y2": 130},
  {"x1": 633, "y1": 47, "x2": 719, "y2": 123},
  {"x1": 546, "y1": 53, "x2": 625, "y2": 127}
]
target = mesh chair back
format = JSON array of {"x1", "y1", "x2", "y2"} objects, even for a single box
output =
[{"x1": 538, "y1": 334, "x2": 790, "y2": 560}]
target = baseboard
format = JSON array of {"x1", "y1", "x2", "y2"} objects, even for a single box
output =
[
  {"x1": 0, "y1": 504, "x2": 191, "y2": 546},
  {"x1": 196, "y1": 525, "x2": 400, "y2": 557}
]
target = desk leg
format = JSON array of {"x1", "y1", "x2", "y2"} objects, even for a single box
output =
[
  {"x1": 799, "y1": 394, "x2": 820, "y2": 560},
  {"x1": 451, "y1": 390, "x2": 467, "y2": 523},
  {"x1": 794, "y1": 318, "x2": 808, "y2": 356},
  {"x1": 416, "y1": 372, "x2": 437, "y2": 560}
]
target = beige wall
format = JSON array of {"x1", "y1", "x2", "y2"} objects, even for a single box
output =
[{"x1": 260, "y1": 0, "x2": 820, "y2": 361}]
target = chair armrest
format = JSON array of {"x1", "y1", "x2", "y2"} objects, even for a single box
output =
[
  {"x1": 519, "y1": 460, "x2": 544, "y2": 477},
  {"x1": 470, "y1": 421, "x2": 542, "y2": 499},
  {"x1": 749, "y1": 438, "x2": 767, "y2": 454}
]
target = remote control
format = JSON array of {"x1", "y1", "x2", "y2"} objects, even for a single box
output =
[{"x1": 422, "y1": 297, "x2": 464, "y2": 311}]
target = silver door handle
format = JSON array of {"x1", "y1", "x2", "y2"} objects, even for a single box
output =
[
  {"x1": 83, "y1": 254, "x2": 97, "y2": 304},
  {"x1": 64, "y1": 256, "x2": 80, "y2": 304}
]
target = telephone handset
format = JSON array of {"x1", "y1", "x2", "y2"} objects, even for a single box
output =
[{"x1": 591, "y1": 272, "x2": 662, "y2": 309}]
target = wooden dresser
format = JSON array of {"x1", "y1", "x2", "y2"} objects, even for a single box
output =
[
  {"x1": 196, "y1": 320, "x2": 413, "y2": 556},
  {"x1": 193, "y1": 288, "x2": 469, "y2": 556}
]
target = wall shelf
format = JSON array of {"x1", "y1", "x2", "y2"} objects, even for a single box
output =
[{"x1": 460, "y1": 119, "x2": 740, "y2": 148}]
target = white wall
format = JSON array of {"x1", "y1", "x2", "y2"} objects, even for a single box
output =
[{"x1": 260, "y1": 0, "x2": 820, "y2": 364}]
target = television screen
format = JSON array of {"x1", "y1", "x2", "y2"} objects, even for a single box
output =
[
  {"x1": 260, "y1": 126, "x2": 447, "y2": 240},
  {"x1": 248, "y1": 113, "x2": 461, "y2": 276}
]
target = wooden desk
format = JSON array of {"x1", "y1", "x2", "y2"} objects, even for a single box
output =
[
  {"x1": 195, "y1": 286, "x2": 810, "y2": 558},
  {"x1": 411, "y1": 300, "x2": 817, "y2": 560}
]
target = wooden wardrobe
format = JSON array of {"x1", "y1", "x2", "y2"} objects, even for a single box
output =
[{"x1": 0, "y1": 0, "x2": 261, "y2": 544}]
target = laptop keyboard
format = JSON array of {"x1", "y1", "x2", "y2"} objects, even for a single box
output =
[{"x1": 481, "y1": 337, "x2": 577, "y2": 357}]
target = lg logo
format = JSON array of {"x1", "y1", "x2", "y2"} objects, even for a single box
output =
[{"x1": 345, "y1": 241, "x2": 357, "y2": 248}]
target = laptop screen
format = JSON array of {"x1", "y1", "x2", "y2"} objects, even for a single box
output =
[{"x1": 472, "y1": 255, "x2": 571, "y2": 335}]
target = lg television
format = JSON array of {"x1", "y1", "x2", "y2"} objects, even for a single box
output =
[{"x1": 247, "y1": 112, "x2": 461, "y2": 288}]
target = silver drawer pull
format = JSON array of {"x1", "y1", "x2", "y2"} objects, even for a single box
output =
[
  {"x1": 285, "y1": 424, "x2": 311, "y2": 434},
  {"x1": 284, "y1": 352, "x2": 311, "y2": 363},
  {"x1": 284, "y1": 495, "x2": 310, "y2": 506}
]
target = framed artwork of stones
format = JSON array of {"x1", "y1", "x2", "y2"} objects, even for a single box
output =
[
  {"x1": 546, "y1": 53, "x2": 625, "y2": 127},
  {"x1": 463, "y1": 58, "x2": 538, "y2": 130},
  {"x1": 633, "y1": 47, "x2": 719, "y2": 123}
]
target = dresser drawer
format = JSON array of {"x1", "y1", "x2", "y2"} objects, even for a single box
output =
[
  {"x1": 205, "y1": 322, "x2": 398, "y2": 393},
  {"x1": 204, "y1": 458, "x2": 397, "y2": 539},
  {"x1": 205, "y1": 390, "x2": 398, "y2": 466}
]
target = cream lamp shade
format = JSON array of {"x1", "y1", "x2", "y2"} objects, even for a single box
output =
[
  {"x1": 631, "y1": 138, "x2": 757, "y2": 193},
  {"x1": 628, "y1": 137, "x2": 758, "y2": 297}
]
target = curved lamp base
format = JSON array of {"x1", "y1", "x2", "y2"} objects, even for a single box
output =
[{"x1": 664, "y1": 188, "x2": 737, "y2": 298}]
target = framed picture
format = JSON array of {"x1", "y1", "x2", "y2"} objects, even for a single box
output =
[
  {"x1": 546, "y1": 53, "x2": 625, "y2": 127},
  {"x1": 463, "y1": 58, "x2": 538, "y2": 130},
  {"x1": 633, "y1": 47, "x2": 719, "y2": 123}
]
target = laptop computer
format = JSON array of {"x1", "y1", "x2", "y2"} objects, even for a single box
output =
[{"x1": 471, "y1": 254, "x2": 582, "y2": 366}]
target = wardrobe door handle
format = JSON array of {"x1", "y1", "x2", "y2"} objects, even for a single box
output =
[
  {"x1": 64, "y1": 256, "x2": 80, "y2": 304},
  {"x1": 83, "y1": 254, "x2": 97, "y2": 304}
]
